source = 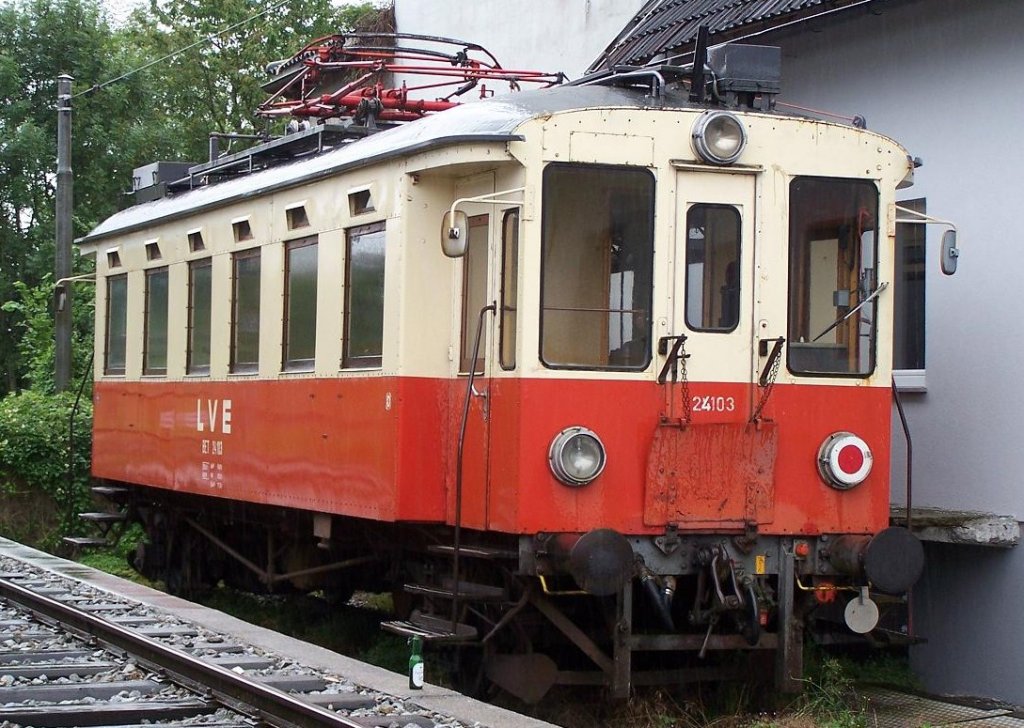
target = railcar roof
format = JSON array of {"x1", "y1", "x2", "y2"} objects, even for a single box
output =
[{"x1": 80, "y1": 85, "x2": 687, "y2": 246}]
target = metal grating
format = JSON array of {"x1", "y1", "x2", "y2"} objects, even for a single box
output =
[{"x1": 861, "y1": 687, "x2": 1024, "y2": 728}]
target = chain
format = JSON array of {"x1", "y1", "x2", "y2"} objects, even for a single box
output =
[
  {"x1": 679, "y1": 337, "x2": 692, "y2": 425},
  {"x1": 751, "y1": 337, "x2": 784, "y2": 422}
]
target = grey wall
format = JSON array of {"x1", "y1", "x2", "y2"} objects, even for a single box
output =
[{"x1": 744, "y1": 0, "x2": 1024, "y2": 703}]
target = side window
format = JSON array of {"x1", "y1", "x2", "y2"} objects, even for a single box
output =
[
  {"x1": 104, "y1": 274, "x2": 128, "y2": 375},
  {"x1": 187, "y1": 259, "x2": 212, "y2": 375},
  {"x1": 231, "y1": 248, "x2": 261, "y2": 373},
  {"x1": 343, "y1": 222, "x2": 386, "y2": 368},
  {"x1": 500, "y1": 209, "x2": 519, "y2": 370},
  {"x1": 143, "y1": 267, "x2": 169, "y2": 375},
  {"x1": 787, "y1": 177, "x2": 878, "y2": 376},
  {"x1": 460, "y1": 215, "x2": 489, "y2": 374},
  {"x1": 284, "y1": 236, "x2": 318, "y2": 371},
  {"x1": 541, "y1": 163, "x2": 654, "y2": 370},
  {"x1": 685, "y1": 204, "x2": 741, "y2": 332},
  {"x1": 894, "y1": 198, "x2": 926, "y2": 373}
]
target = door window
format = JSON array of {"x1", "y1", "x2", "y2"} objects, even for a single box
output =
[{"x1": 685, "y1": 204, "x2": 741, "y2": 332}]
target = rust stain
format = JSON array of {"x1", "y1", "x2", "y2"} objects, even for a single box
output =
[{"x1": 644, "y1": 422, "x2": 777, "y2": 526}]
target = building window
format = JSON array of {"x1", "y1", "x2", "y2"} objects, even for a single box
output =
[
  {"x1": 143, "y1": 267, "x2": 169, "y2": 375},
  {"x1": 343, "y1": 222, "x2": 385, "y2": 368},
  {"x1": 787, "y1": 177, "x2": 878, "y2": 377},
  {"x1": 187, "y1": 258, "x2": 212, "y2": 375},
  {"x1": 145, "y1": 240, "x2": 162, "y2": 261},
  {"x1": 231, "y1": 249, "x2": 261, "y2": 373},
  {"x1": 104, "y1": 274, "x2": 127, "y2": 375},
  {"x1": 284, "y1": 237, "x2": 318, "y2": 371},
  {"x1": 460, "y1": 215, "x2": 489, "y2": 374},
  {"x1": 894, "y1": 198, "x2": 926, "y2": 374},
  {"x1": 685, "y1": 204, "x2": 741, "y2": 332},
  {"x1": 540, "y1": 163, "x2": 655, "y2": 370},
  {"x1": 500, "y1": 209, "x2": 519, "y2": 370}
]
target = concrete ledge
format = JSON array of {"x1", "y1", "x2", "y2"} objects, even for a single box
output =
[{"x1": 891, "y1": 507, "x2": 1020, "y2": 548}]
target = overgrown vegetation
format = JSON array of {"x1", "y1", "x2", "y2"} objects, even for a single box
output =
[{"x1": 0, "y1": 389, "x2": 92, "y2": 549}]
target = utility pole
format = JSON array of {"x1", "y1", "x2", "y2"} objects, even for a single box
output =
[{"x1": 55, "y1": 74, "x2": 73, "y2": 392}]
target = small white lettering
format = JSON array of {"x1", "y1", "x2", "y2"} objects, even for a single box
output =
[{"x1": 691, "y1": 395, "x2": 736, "y2": 413}]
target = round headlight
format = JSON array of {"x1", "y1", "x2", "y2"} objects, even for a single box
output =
[
  {"x1": 549, "y1": 426, "x2": 606, "y2": 487},
  {"x1": 692, "y1": 111, "x2": 747, "y2": 165}
]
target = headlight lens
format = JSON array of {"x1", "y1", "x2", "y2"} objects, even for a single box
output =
[
  {"x1": 692, "y1": 111, "x2": 747, "y2": 165},
  {"x1": 549, "y1": 426, "x2": 606, "y2": 487}
]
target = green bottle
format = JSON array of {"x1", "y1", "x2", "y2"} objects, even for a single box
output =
[{"x1": 408, "y1": 635, "x2": 424, "y2": 689}]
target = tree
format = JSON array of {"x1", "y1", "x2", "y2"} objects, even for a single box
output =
[
  {"x1": 0, "y1": 0, "x2": 180, "y2": 394},
  {"x1": 126, "y1": 0, "x2": 388, "y2": 162}
]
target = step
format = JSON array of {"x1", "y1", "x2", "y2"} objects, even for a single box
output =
[
  {"x1": 380, "y1": 610, "x2": 477, "y2": 643},
  {"x1": 427, "y1": 544, "x2": 518, "y2": 560},
  {"x1": 404, "y1": 580, "x2": 506, "y2": 602},
  {"x1": 78, "y1": 511, "x2": 127, "y2": 524},
  {"x1": 91, "y1": 485, "x2": 130, "y2": 499},
  {"x1": 61, "y1": 536, "x2": 109, "y2": 548}
]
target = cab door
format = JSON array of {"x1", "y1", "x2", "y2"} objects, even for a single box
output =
[
  {"x1": 672, "y1": 169, "x2": 756, "y2": 414},
  {"x1": 645, "y1": 168, "x2": 772, "y2": 528}
]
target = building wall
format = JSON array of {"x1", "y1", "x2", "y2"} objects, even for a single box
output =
[
  {"x1": 395, "y1": 0, "x2": 1024, "y2": 704},
  {"x1": 394, "y1": 0, "x2": 643, "y2": 80},
  {"x1": 743, "y1": 0, "x2": 1024, "y2": 703}
]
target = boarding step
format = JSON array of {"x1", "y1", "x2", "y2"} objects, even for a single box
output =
[
  {"x1": 79, "y1": 511, "x2": 127, "y2": 524},
  {"x1": 427, "y1": 544, "x2": 518, "y2": 560},
  {"x1": 61, "y1": 536, "x2": 109, "y2": 549},
  {"x1": 91, "y1": 484, "x2": 130, "y2": 501},
  {"x1": 381, "y1": 609, "x2": 477, "y2": 643},
  {"x1": 404, "y1": 579, "x2": 506, "y2": 602}
]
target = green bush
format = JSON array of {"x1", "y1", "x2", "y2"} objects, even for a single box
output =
[{"x1": 0, "y1": 389, "x2": 93, "y2": 548}]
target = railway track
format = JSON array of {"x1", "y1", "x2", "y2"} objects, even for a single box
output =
[{"x1": 0, "y1": 545, "x2": 538, "y2": 728}]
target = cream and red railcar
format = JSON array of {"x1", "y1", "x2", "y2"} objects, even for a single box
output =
[{"x1": 80, "y1": 50, "x2": 926, "y2": 697}]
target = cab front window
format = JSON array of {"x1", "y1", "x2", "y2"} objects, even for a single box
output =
[
  {"x1": 787, "y1": 177, "x2": 879, "y2": 376},
  {"x1": 540, "y1": 163, "x2": 655, "y2": 370}
]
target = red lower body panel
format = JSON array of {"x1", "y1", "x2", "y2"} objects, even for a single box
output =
[{"x1": 93, "y1": 376, "x2": 890, "y2": 536}]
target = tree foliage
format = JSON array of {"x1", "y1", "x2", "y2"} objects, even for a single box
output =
[
  {"x1": 0, "y1": 0, "x2": 390, "y2": 394},
  {"x1": 0, "y1": 0, "x2": 390, "y2": 547}
]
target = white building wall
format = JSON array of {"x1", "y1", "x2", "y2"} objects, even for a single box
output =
[
  {"x1": 396, "y1": 0, "x2": 1024, "y2": 705},
  {"x1": 394, "y1": 0, "x2": 644, "y2": 81}
]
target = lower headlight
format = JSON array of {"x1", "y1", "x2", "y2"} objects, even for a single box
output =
[
  {"x1": 549, "y1": 426, "x2": 607, "y2": 487},
  {"x1": 692, "y1": 111, "x2": 747, "y2": 165}
]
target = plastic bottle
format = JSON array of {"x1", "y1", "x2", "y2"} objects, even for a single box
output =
[{"x1": 408, "y1": 635, "x2": 424, "y2": 689}]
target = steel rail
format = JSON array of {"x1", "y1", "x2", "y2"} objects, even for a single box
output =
[{"x1": 0, "y1": 577, "x2": 363, "y2": 728}]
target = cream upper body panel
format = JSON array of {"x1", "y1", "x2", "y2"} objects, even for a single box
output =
[{"x1": 83, "y1": 83, "x2": 910, "y2": 385}]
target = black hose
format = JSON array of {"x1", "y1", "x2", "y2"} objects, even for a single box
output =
[{"x1": 641, "y1": 573, "x2": 675, "y2": 631}]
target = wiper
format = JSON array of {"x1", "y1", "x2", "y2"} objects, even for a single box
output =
[{"x1": 811, "y1": 282, "x2": 889, "y2": 343}]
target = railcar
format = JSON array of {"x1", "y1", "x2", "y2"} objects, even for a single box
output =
[{"x1": 78, "y1": 36, "x2": 948, "y2": 699}]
